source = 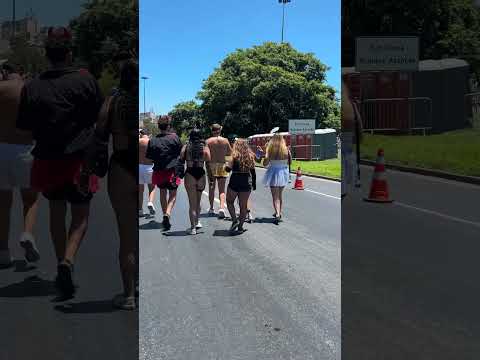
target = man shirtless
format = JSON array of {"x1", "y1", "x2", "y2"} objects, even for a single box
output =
[
  {"x1": 139, "y1": 129, "x2": 156, "y2": 216},
  {"x1": 206, "y1": 123, "x2": 232, "y2": 219},
  {"x1": 0, "y1": 65, "x2": 40, "y2": 267}
]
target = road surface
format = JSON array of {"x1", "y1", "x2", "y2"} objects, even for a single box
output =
[
  {"x1": 0, "y1": 178, "x2": 138, "y2": 360},
  {"x1": 140, "y1": 168, "x2": 341, "y2": 360},
  {"x1": 343, "y1": 165, "x2": 480, "y2": 359}
]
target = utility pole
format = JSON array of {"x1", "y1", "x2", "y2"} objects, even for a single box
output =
[
  {"x1": 279, "y1": 0, "x2": 291, "y2": 43},
  {"x1": 141, "y1": 76, "x2": 149, "y2": 118},
  {"x1": 12, "y1": 0, "x2": 16, "y2": 39}
]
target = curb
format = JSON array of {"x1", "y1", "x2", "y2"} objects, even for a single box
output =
[
  {"x1": 255, "y1": 165, "x2": 340, "y2": 182},
  {"x1": 360, "y1": 160, "x2": 480, "y2": 186}
]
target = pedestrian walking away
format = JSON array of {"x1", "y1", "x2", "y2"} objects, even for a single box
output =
[
  {"x1": 225, "y1": 139, "x2": 257, "y2": 234},
  {"x1": 0, "y1": 64, "x2": 40, "y2": 267},
  {"x1": 206, "y1": 123, "x2": 232, "y2": 219},
  {"x1": 258, "y1": 134, "x2": 291, "y2": 225},
  {"x1": 146, "y1": 115, "x2": 183, "y2": 231},
  {"x1": 139, "y1": 128, "x2": 156, "y2": 217},
  {"x1": 341, "y1": 78, "x2": 363, "y2": 199},
  {"x1": 16, "y1": 27, "x2": 104, "y2": 299},
  {"x1": 179, "y1": 128, "x2": 211, "y2": 235},
  {"x1": 82, "y1": 59, "x2": 139, "y2": 310}
]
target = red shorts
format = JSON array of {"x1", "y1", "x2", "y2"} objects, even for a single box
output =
[
  {"x1": 31, "y1": 157, "x2": 99, "y2": 202},
  {"x1": 152, "y1": 169, "x2": 181, "y2": 190}
]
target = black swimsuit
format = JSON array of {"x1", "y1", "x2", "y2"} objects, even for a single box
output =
[
  {"x1": 185, "y1": 167, "x2": 205, "y2": 180},
  {"x1": 227, "y1": 159, "x2": 256, "y2": 193}
]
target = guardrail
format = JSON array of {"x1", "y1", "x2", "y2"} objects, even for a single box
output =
[
  {"x1": 356, "y1": 97, "x2": 433, "y2": 135},
  {"x1": 465, "y1": 92, "x2": 480, "y2": 129}
]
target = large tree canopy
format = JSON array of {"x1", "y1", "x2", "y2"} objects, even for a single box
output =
[
  {"x1": 168, "y1": 100, "x2": 204, "y2": 137},
  {"x1": 70, "y1": 0, "x2": 138, "y2": 78},
  {"x1": 195, "y1": 42, "x2": 339, "y2": 137},
  {"x1": 342, "y1": 0, "x2": 480, "y2": 68}
]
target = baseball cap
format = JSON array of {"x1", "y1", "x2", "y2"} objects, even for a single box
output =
[
  {"x1": 211, "y1": 123, "x2": 222, "y2": 132},
  {"x1": 44, "y1": 27, "x2": 72, "y2": 50}
]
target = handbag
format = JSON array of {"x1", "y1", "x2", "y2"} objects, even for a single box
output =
[{"x1": 92, "y1": 96, "x2": 115, "y2": 178}]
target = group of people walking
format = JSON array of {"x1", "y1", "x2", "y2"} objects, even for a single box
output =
[
  {"x1": 0, "y1": 27, "x2": 139, "y2": 310},
  {"x1": 139, "y1": 120, "x2": 292, "y2": 235}
]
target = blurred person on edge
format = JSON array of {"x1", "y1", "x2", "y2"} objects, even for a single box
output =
[{"x1": 16, "y1": 27, "x2": 104, "y2": 299}]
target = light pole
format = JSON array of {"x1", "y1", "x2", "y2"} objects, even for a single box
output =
[
  {"x1": 279, "y1": 0, "x2": 291, "y2": 43},
  {"x1": 141, "y1": 76, "x2": 148, "y2": 117},
  {"x1": 12, "y1": 0, "x2": 16, "y2": 39}
]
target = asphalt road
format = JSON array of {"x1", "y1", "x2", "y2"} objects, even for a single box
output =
[
  {"x1": 140, "y1": 167, "x2": 341, "y2": 360},
  {"x1": 0, "y1": 178, "x2": 138, "y2": 360},
  {"x1": 343, "y1": 165, "x2": 480, "y2": 360}
]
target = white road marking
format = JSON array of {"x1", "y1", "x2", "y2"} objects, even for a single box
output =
[
  {"x1": 395, "y1": 201, "x2": 480, "y2": 229},
  {"x1": 304, "y1": 189, "x2": 341, "y2": 200}
]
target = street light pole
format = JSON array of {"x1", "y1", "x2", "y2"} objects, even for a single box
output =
[
  {"x1": 279, "y1": 0, "x2": 291, "y2": 43},
  {"x1": 12, "y1": 0, "x2": 16, "y2": 38},
  {"x1": 141, "y1": 76, "x2": 148, "y2": 117}
]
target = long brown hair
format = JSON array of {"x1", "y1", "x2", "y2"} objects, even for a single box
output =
[
  {"x1": 232, "y1": 139, "x2": 255, "y2": 171},
  {"x1": 266, "y1": 134, "x2": 288, "y2": 160}
]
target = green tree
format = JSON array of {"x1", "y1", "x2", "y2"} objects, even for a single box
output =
[
  {"x1": 1, "y1": 36, "x2": 48, "y2": 75},
  {"x1": 142, "y1": 117, "x2": 159, "y2": 137},
  {"x1": 168, "y1": 100, "x2": 205, "y2": 137},
  {"x1": 342, "y1": 0, "x2": 480, "y2": 68},
  {"x1": 70, "y1": 0, "x2": 138, "y2": 78},
  {"x1": 196, "y1": 42, "x2": 339, "y2": 137}
]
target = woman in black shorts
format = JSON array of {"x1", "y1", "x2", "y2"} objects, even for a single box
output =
[
  {"x1": 180, "y1": 129, "x2": 211, "y2": 235},
  {"x1": 225, "y1": 139, "x2": 256, "y2": 233}
]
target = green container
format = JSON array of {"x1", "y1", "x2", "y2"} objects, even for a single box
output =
[{"x1": 311, "y1": 129, "x2": 337, "y2": 160}]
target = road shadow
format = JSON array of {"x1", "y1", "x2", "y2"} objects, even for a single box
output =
[
  {"x1": 139, "y1": 220, "x2": 163, "y2": 230},
  {"x1": 54, "y1": 300, "x2": 119, "y2": 314},
  {"x1": 0, "y1": 276, "x2": 56, "y2": 298},
  {"x1": 14, "y1": 260, "x2": 37, "y2": 272},
  {"x1": 163, "y1": 230, "x2": 189, "y2": 237},
  {"x1": 253, "y1": 217, "x2": 278, "y2": 224},
  {"x1": 213, "y1": 230, "x2": 244, "y2": 237}
]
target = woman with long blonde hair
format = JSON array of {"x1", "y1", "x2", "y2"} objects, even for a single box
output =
[
  {"x1": 261, "y1": 134, "x2": 291, "y2": 224},
  {"x1": 225, "y1": 139, "x2": 256, "y2": 233}
]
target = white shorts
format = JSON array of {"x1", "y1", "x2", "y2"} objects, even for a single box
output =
[
  {"x1": 0, "y1": 143, "x2": 34, "y2": 190},
  {"x1": 139, "y1": 164, "x2": 154, "y2": 185}
]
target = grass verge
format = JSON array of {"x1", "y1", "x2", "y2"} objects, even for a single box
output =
[
  {"x1": 290, "y1": 159, "x2": 341, "y2": 179},
  {"x1": 361, "y1": 129, "x2": 480, "y2": 177}
]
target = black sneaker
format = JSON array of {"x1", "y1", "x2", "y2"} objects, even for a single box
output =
[
  {"x1": 55, "y1": 262, "x2": 75, "y2": 299},
  {"x1": 162, "y1": 215, "x2": 171, "y2": 231}
]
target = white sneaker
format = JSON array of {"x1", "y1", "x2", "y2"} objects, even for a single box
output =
[
  {"x1": 187, "y1": 227, "x2": 197, "y2": 235},
  {"x1": 0, "y1": 250, "x2": 12, "y2": 268},
  {"x1": 112, "y1": 294, "x2": 136, "y2": 310},
  {"x1": 208, "y1": 209, "x2": 215, "y2": 216},
  {"x1": 19, "y1": 232, "x2": 40, "y2": 262},
  {"x1": 218, "y1": 208, "x2": 226, "y2": 219},
  {"x1": 246, "y1": 211, "x2": 254, "y2": 223},
  {"x1": 139, "y1": 209, "x2": 145, "y2": 217},
  {"x1": 147, "y1": 202, "x2": 156, "y2": 215},
  {"x1": 195, "y1": 222, "x2": 203, "y2": 229}
]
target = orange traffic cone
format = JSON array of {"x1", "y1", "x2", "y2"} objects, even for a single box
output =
[
  {"x1": 293, "y1": 167, "x2": 305, "y2": 190},
  {"x1": 364, "y1": 149, "x2": 393, "y2": 203}
]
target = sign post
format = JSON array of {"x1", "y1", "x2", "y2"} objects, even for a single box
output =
[
  {"x1": 355, "y1": 36, "x2": 419, "y2": 72},
  {"x1": 288, "y1": 119, "x2": 315, "y2": 181}
]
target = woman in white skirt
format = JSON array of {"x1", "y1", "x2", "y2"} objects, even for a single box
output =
[{"x1": 258, "y1": 134, "x2": 291, "y2": 224}]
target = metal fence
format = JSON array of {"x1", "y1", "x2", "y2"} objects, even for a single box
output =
[
  {"x1": 465, "y1": 92, "x2": 480, "y2": 129},
  {"x1": 356, "y1": 97, "x2": 433, "y2": 135}
]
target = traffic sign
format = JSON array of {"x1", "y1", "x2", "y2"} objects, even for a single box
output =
[{"x1": 289, "y1": 119, "x2": 315, "y2": 134}]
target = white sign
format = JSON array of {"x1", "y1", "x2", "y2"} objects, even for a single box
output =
[
  {"x1": 356, "y1": 37, "x2": 419, "y2": 72},
  {"x1": 289, "y1": 119, "x2": 315, "y2": 134}
]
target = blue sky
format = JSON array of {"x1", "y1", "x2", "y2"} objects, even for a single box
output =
[
  {"x1": 0, "y1": 0, "x2": 83, "y2": 26},
  {"x1": 140, "y1": 0, "x2": 340, "y2": 115}
]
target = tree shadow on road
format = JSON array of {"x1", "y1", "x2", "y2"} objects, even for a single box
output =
[
  {"x1": 163, "y1": 230, "x2": 189, "y2": 237},
  {"x1": 13, "y1": 260, "x2": 37, "y2": 272},
  {"x1": 0, "y1": 275, "x2": 56, "y2": 298},
  {"x1": 54, "y1": 300, "x2": 121, "y2": 314},
  {"x1": 139, "y1": 220, "x2": 163, "y2": 230}
]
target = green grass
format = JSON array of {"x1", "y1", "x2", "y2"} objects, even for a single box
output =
[
  {"x1": 290, "y1": 159, "x2": 341, "y2": 179},
  {"x1": 361, "y1": 129, "x2": 480, "y2": 177}
]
